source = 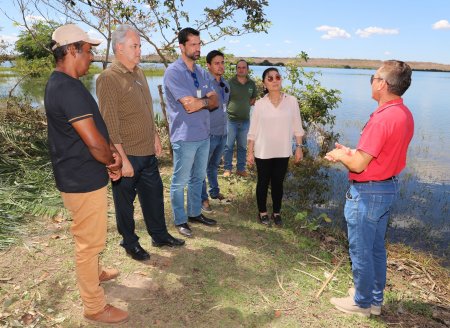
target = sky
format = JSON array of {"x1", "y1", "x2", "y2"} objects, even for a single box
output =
[{"x1": 1, "y1": 0, "x2": 450, "y2": 64}]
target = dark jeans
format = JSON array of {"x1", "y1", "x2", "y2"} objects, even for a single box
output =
[
  {"x1": 112, "y1": 155, "x2": 169, "y2": 249},
  {"x1": 255, "y1": 157, "x2": 289, "y2": 213}
]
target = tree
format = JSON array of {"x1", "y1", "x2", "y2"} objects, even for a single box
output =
[
  {"x1": 6, "y1": 0, "x2": 270, "y2": 68},
  {"x1": 15, "y1": 20, "x2": 54, "y2": 60}
]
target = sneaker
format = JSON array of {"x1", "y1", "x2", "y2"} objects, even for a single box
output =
[
  {"x1": 258, "y1": 213, "x2": 271, "y2": 226},
  {"x1": 84, "y1": 304, "x2": 129, "y2": 325},
  {"x1": 330, "y1": 296, "x2": 371, "y2": 317},
  {"x1": 236, "y1": 170, "x2": 248, "y2": 177},
  {"x1": 223, "y1": 170, "x2": 232, "y2": 177},
  {"x1": 202, "y1": 201, "x2": 213, "y2": 213},
  {"x1": 211, "y1": 193, "x2": 231, "y2": 204},
  {"x1": 272, "y1": 213, "x2": 282, "y2": 227},
  {"x1": 99, "y1": 268, "x2": 119, "y2": 282},
  {"x1": 348, "y1": 287, "x2": 382, "y2": 315}
]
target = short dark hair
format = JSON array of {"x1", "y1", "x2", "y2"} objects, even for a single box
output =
[
  {"x1": 379, "y1": 60, "x2": 412, "y2": 96},
  {"x1": 51, "y1": 40, "x2": 84, "y2": 63},
  {"x1": 206, "y1": 50, "x2": 224, "y2": 64},
  {"x1": 236, "y1": 59, "x2": 248, "y2": 69},
  {"x1": 178, "y1": 27, "x2": 200, "y2": 45}
]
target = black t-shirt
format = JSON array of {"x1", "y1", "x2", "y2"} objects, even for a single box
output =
[{"x1": 44, "y1": 71, "x2": 109, "y2": 193}]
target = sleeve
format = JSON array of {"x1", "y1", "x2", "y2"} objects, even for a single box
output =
[
  {"x1": 59, "y1": 82, "x2": 94, "y2": 123},
  {"x1": 251, "y1": 80, "x2": 258, "y2": 98},
  {"x1": 291, "y1": 96, "x2": 305, "y2": 137},
  {"x1": 357, "y1": 121, "x2": 387, "y2": 158},
  {"x1": 247, "y1": 100, "x2": 261, "y2": 141},
  {"x1": 96, "y1": 72, "x2": 122, "y2": 144},
  {"x1": 164, "y1": 68, "x2": 191, "y2": 101}
]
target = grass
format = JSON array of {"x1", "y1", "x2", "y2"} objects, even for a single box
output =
[{"x1": 0, "y1": 98, "x2": 448, "y2": 327}]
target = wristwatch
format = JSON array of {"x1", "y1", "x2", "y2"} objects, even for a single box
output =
[
  {"x1": 295, "y1": 144, "x2": 303, "y2": 148},
  {"x1": 202, "y1": 98, "x2": 209, "y2": 108}
]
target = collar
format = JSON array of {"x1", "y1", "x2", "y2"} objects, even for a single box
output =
[
  {"x1": 373, "y1": 98, "x2": 404, "y2": 115},
  {"x1": 111, "y1": 60, "x2": 139, "y2": 74}
]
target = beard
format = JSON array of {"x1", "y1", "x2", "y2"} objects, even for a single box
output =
[{"x1": 186, "y1": 51, "x2": 200, "y2": 61}]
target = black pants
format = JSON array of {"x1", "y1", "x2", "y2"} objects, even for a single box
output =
[
  {"x1": 255, "y1": 157, "x2": 289, "y2": 214},
  {"x1": 112, "y1": 155, "x2": 169, "y2": 249}
]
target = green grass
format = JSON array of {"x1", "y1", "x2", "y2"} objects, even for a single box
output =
[{"x1": 142, "y1": 67, "x2": 165, "y2": 76}]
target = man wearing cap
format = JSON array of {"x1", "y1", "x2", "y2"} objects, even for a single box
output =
[
  {"x1": 45, "y1": 24, "x2": 128, "y2": 324},
  {"x1": 97, "y1": 24, "x2": 185, "y2": 261}
]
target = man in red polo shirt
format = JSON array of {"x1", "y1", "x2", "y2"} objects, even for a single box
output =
[{"x1": 325, "y1": 60, "x2": 414, "y2": 317}]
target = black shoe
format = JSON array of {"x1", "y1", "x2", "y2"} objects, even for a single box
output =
[
  {"x1": 176, "y1": 223, "x2": 193, "y2": 237},
  {"x1": 272, "y1": 213, "x2": 282, "y2": 227},
  {"x1": 126, "y1": 244, "x2": 150, "y2": 261},
  {"x1": 152, "y1": 234, "x2": 186, "y2": 247},
  {"x1": 188, "y1": 214, "x2": 217, "y2": 226},
  {"x1": 258, "y1": 213, "x2": 271, "y2": 226}
]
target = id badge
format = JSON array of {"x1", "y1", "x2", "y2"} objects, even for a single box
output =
[
  {"x1": 196, "y1": 89, "x2": 202, "y2": 98},
  {"x1": 223, "y1": 104, "x2": 227, "y2": 112}
]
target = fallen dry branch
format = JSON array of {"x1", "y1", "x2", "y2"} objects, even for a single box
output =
[
  {"x1": 294, "y1": 268, "x2": 322, "y2": 282},
  {"x1": 315, "y1": 257, "x2": 344, "y2": 299}
]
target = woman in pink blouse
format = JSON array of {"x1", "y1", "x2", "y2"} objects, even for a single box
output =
[{"x1": 246, "y1": 67, "x2": 305, "y2": 226}]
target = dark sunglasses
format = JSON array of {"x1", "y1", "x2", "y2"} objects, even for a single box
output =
[
  {"x1": 219, "y1": 81, "x2": 229, "y2": 93},
  {"x1": 191, "y1": 72, "x2": 200, "y2": 88},
  {"x1": 266, "y1": 75, "x2": 281, "y2": 82}
]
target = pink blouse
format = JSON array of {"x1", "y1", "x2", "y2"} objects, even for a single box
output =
[{"x1": 247, "y1": 93, "x2": 305, "y2": 159}]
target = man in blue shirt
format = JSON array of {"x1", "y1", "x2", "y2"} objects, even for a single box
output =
[
  {"x1": 201, "y1": 50, "x2": 231, "y2": 213},
  {"x1": 164, "y1": 27, "x2": 219, "y2": 237}
]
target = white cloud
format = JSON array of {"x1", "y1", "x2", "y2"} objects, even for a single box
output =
[
  {"x1": 316, "y1": 25, "x2": 351, "y2": 39},
  {"x1": 355, "y1": 27, "x2": 399, "y2": 38},
  {"x1": 228, "y1": 39, "x2": 240, "y2": 44},
  {"x1": 284, "y1": 39, "x2": 292, "y2": 44},
  {"x1": 245, "y1": 44, "x2": 252, "y2": 48},
  {"x1": 432, "y1": 19, "x2": 450, "y2": 30},
  {"x1": 384, "y1": 51, "x2": 391, "y2": 56},
  {"x1": 250, "y1": 49, "x2": 257, "y2": 53},
  {"x1": 264, "y1": 43, "x2": 271, "y2": 46},
  {"x1": 0, "y1": 34, "x2": 18, "y2": 44},
  {"x1": 25, "y1": 15, "x2": 45, "y2": 23}
]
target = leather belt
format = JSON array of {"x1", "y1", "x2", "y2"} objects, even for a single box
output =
[{"x1": 351, "y1": 176, "x2": 396, "y2": 184}]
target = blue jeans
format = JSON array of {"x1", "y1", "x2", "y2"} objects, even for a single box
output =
[
  {"x1": 223, "y1": 119, "x2": 249, "y2": 172},
  {"x1": 170, "y1": 139, "x2": 209, "y2": 225},
  {"x1": 202, "y1": 134, "x2": 227, "y2": 201},
  {"x1": 344, "y1": 178, "x2": 399, "y2": 308}
]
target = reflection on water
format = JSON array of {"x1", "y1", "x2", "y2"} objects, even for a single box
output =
[{"x1": 1, "y1": 65, "x2": 449, "y2": 257}]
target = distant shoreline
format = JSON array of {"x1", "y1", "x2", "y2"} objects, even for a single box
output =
[{"x1": 136, "y1": 55, "x2": 450, "y2": 72}]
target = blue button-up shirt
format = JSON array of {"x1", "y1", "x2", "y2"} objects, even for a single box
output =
[
  {"x1": 164, "y1": 58, "x2": 215, "y2": 143},
  {"x1": 209, "y1": 75, "x2": 230, "y2": 136}
]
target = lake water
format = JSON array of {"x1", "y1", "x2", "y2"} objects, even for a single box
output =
[{"x1": 1, "y1": 65, "x2": 448, "y2": 257}]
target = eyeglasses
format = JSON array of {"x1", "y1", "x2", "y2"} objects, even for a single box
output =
[
  {"x1": 266, "y1": 75, "x2": 281, "y2": 82},
  {"x1": 219, "y1": 81, "x2": 229, "y2": 93},
  {"x1": 191, "y1": 72, "x2": 200, "y2": 88},
  {"x1": 370, "y1": 74, "x2": 388, "y2": 85}
]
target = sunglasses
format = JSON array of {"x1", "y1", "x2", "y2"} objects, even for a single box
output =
[
  {"x1": 219, "y1": 81, "x2": 229, "y2": 93},
  {"x1": 370, "y1": 74, "x2": 388, "y2": 85},
  {"x1": 266, "y1": 75, "x2": 281, "y2": 82},
  {"x1": 191, "y1": 72, "x2": 200, "y2": 88}
]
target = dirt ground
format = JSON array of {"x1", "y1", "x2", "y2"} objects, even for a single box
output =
[{"x1": 0, "y1": 166, "x2": 449, "y2": 327}]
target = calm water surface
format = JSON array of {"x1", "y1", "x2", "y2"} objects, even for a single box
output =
[{"x1": 1, "y1": 65, "x2": 448, "y2": 256}]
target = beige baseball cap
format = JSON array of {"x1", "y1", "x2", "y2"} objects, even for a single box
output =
[{"x1": 51, "y1": 24, "x2": 101, "y2": 50}]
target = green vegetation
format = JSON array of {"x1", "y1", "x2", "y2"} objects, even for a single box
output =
[{"x1": 0, "y1": 98, "x2": 64, "y2": 249}]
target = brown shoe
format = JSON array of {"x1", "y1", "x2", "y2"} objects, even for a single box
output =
[
  {"x1": 236, "y1": 170, "x2": 248, "y2": 177},
  {"x1": 84, "y1": 304, "x2": 129, "y2": 324},
  {"x1": 99, "y1": 268, "x2": 119, "y2": 282},
  {"x1": 223, "y1": 170, "x2": 231, "y2": 177}
]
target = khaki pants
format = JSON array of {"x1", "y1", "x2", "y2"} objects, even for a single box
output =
[{"x1": 61, "y1": 186, "x2": 108, "y2": 315}]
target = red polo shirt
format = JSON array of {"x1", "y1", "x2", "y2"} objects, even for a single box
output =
[{"x1": 349, "y1": 98, "x2": 414, "y2": 182}]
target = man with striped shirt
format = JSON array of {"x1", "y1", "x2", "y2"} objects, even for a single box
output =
[{"x1": 97, "y1": 25, "x2": 184, "y2": 262}]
